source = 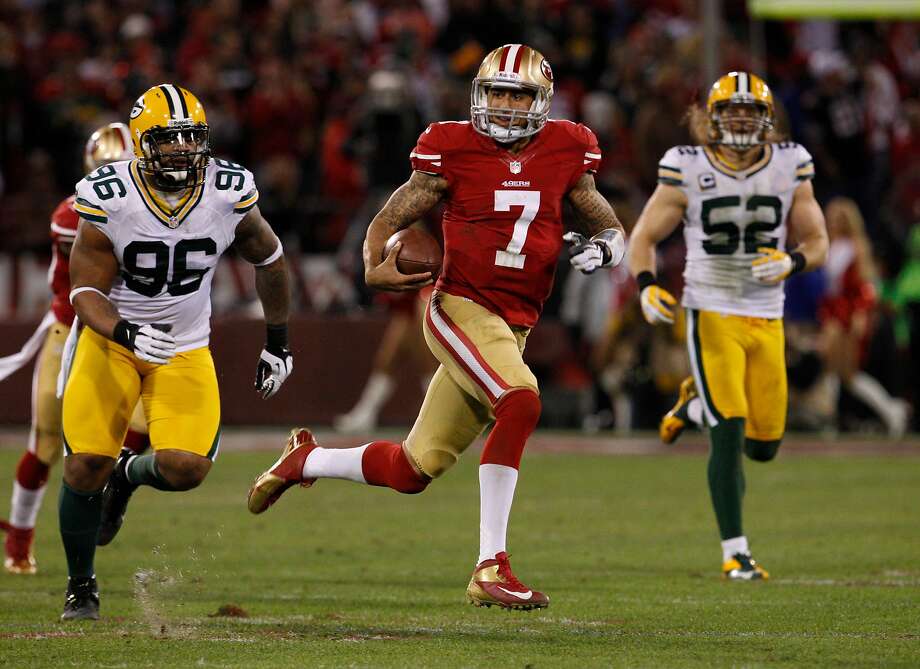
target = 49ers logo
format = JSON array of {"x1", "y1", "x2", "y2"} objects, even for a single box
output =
[{"x1": 540, "y1": 58, "x2": 553, "y2": 82}]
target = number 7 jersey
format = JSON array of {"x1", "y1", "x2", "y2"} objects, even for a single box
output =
[
  {"x1": 73, "y1": 158, "x2": 259, "y2": 350},
  {"x1": 658, "y1": 142, "x2": 815, "y2": 319},
  {"x1": 411, "y1": 120, "x2": 601, "y2": 328}
]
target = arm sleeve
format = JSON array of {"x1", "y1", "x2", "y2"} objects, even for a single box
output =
[
  {"x1": 409, "y1": 124, "x2": 444, "y2": 176},
  {"x1": 657, "y1": 147, "x2": 687, "y2": 188},
  {"x1": 565, "y1": 123, "x2": 602, "y2": 190},
  {"x1": 72, "y1": 178, "x2": 113, "y2": 241},
  {"x1": 229, "y1": 168, "x2": 260, "y2": 220},
  {"x1": 793, "y1": 144, "x2": 815, "y2": 181}
]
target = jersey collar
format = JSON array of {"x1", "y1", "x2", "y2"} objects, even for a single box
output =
[
  {"x1": 704, "y1": 145, "x2": 773, "y2": 180},
  {"x1": 128, "y1": 160, "x2": 205, "y2": 229}
]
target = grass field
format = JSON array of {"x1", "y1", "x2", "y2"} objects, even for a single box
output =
[{"x1": 0, "y1": 430, "x2": 918, "y2": 668}]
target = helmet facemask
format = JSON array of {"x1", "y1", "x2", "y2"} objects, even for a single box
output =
[
  {"x1": 711, "y1": 101, "x2": 773, "y2": 151},
  {"x1": 471, "y1": 80, "x2": 550, "y2": 143},
  {"x1": 139, "y1": 123, "x2": 210, "y2": 192}
]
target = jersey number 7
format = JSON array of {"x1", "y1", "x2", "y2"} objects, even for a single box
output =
[{"x1": 494, "y1": 190, "x2": 540, "y2": 270}]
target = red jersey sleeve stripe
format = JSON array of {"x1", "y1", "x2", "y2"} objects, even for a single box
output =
[{"x1": 425, "y1": 297, "x2": 510, "y2": 403}]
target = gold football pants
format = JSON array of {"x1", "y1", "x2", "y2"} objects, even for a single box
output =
[
  {"x1": 686, "y1": 309, "x2": 786, "y2": 441},
  {"x1": 404, "y1": 291, "x2": 539, "y2": 478},
  {"x1": 62, "y1": 328, "x2": 219, "y2": 460}
]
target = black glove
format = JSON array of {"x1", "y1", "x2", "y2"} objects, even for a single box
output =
[{"x1": 255, "y1": 323, "x2": 293, "y2": 399}]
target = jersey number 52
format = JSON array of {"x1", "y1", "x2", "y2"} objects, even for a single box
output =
[{"x1": 701, "y1": 195, "x2": 782, "y2": 255}]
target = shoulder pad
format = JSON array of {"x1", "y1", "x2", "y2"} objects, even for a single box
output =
[
  {"x1": 210, "y1": 157, "x2": 259, "y2": 215},
  {"x1": 657, "y1": 146, "x2": 698, "y2": 186}
]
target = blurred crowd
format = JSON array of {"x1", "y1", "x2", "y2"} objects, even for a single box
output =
[{"x1": 0, "y1": 0, "x2": 917, "y2": 433}]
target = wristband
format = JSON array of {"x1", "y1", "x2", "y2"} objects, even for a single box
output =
[
  {"x1": 266, "y1": 323, "x2": 289, "y2": 350},
  {"x1": 790, "y1": 252, "x2": 806, "y2": 275},
  {"x1": 636, "y1": 271, "x2": 658, "y2": 292},
  {"x1": 112, "y1": 319, "x2": 136, "y2": 350}
]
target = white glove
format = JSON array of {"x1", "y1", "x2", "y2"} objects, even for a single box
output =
[
  {"x1": 751, "y1": 247, "x2": 794, "y2": 284},
  {"x1": 563, "y1": 232, "x2": 603, "y2": 273},
  {"x1": 640, "y1": 285, "x2": 677, "y2": 325},
  {"x1": 113, "y1": 321, "x2": 176, "y2": 365},
  {"x1": 255, "y1": 347, "x2": 293, "y2": 399}
]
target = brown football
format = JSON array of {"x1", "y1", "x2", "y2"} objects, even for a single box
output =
[{"x1": 383, "y1": 227, "x2": 442, "y2": 278}]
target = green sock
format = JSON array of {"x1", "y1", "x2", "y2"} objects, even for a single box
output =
[
  {"x1": 707, "y1": 417, "x2": 746, "y2": 540},
  {"x1": 58, "y1": 482, "x2": 103, "y2": 579},
  {"x1": 125, "y1": 454, "x2": 179, "y2": 491}
]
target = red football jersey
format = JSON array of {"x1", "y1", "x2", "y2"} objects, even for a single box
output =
[
  {"x1": 49, "y1": 195, "x2": 79, "y2": 326},
  {"x1": 410, "y1": 120, "x2": 600, "y2": 328}
]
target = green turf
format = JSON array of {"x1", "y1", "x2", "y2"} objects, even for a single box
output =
[{"x1": 0, "y1": 443, "x2": 918, "y2": 667}]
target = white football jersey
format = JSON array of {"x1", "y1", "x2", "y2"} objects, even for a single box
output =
[
  {"x1": 74, "y1": 157, "x2": 260, "y2": 351},
  {"x1": 657, "y1": 142, "x2": 814, "y2": 319}
]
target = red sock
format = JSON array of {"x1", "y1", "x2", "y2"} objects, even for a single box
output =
[
  {"x1": 123, "y1": 430, "x2": 151, "y2": 454},
  {"x1": 361, "y1": 441, "x2": 429, "y2": 494},
  {"x1": 480, "y1": 389, "x2": 541, "y2": 469},
  {"x1": 15, "y1": 451, "x2": 49, "y2": 490}
]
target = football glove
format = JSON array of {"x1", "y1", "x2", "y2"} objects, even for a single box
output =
[
  {"x1": 113, "y1": 320, "x2": 176, "y2": 365},
  {"x1": 751, "y1": 247, "x2": 793, "y2": 284},
  {"x1": 255, "y1": 346, "x2": 293, "y2": 399},
  {"x1": 563, "y1": 229, "x2": 626, "y2": 274},
  {"x1": 640, "y1": 285, "x2": 677, "y2": 325}
]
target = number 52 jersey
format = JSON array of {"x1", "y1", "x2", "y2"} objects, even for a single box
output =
[
  {"x1": 73, "y1": 158, "x2": 260, "y2": 351},
  {"x1": 658, "y1": 142, "x2": 815, "y2": 319}
]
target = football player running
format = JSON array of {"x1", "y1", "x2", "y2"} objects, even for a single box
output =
[
  {"x1": 249, "y1": 44, "x2": 626, "y2": 610},
  {"x1": 0, "y1": 123, "x2": 151, "y2": 575},
  {"x1": 59, "y1": 84, "x2": 292, "y2": 621},
  {"x1": 628, "y1": 72, "x2": 828, "y2": 580}
]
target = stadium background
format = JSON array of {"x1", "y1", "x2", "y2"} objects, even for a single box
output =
[{"x1": 0, "y1": 0, "x2": 917, "y2": 432}]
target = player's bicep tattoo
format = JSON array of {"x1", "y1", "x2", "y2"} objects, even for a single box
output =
[
  {"x1": 567, "y1": 173, "x2": 624, "y2": 236},
  {"x1": 374, "y1": 171, "x2": 447, "y2": 234}
]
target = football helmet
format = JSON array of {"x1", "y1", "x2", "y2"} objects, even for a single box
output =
[
  {"x1": 83, "y1": 123, "x2": 134, "y2": 173},
  {"x1": 471, "y1": 44, "x2": 553, "y2": 143},
  {"x1": 129, "y1": 84, "x2": 210, "y2": 191},
  {"x1": 707, "y1": 71, "x2": 774, "y2": 151}
]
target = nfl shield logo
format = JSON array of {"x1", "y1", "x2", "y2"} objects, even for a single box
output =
[{"x1": 510, "y1": 161, "x2": 522, "y2": 174}]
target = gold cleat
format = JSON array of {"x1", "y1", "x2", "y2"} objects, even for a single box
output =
[
  {"x1": 659, "y1": 376, "x2": 697, "y2": 444},
  {"x1": 466, "y1": 552, "x2": 549, "y2": 610},
  {"x1": 722, "y1": 553, "x2": 770, "y2": 581},
  {"x1": 247, "y1": 428, "x2": 319, "y2": 514},
  {"x1": 4, "y1": 554, "x2": 37, "y2": 575}
]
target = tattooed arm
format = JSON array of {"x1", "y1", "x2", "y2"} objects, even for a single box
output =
[
  {"x1": 562, "y1": 173, "x2": 627, "y2": 272},
  {"x1": 566, "y1": 173, "x2": 625, "y2": 237},
  {"x1": 363, "y1": 170, "x2": 448, "y2": 292}
]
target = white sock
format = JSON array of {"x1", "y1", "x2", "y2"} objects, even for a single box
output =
[
  {"x1": 303, "y1": 445, "x2": 368, "y2": 483},
  {"x1": 687, "y1": 397, "x2": 703, "y2": 425},
  {"x1": 721, "y1": 535, "x2": 749, "y2": 562},
  {"x1": 846, "y1": 372, "x2": 899, "y2": 430},
  {"x1": 478, "y1": 464, "x2": 518, "y2": 564},
  {"x1": 9, "y1": 481, "x2": 47, "y2": 529},
  {"x1": 349, "y1": 372, "x2": 395, "y2": 418}
]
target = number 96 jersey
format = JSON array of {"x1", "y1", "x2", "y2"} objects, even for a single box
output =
[
  {"x1": 73, "y1": 157, "x2": 259, "y2": 350},
  {"x1": 658, "y1": 143, "x2": 814, "y2": 319}
]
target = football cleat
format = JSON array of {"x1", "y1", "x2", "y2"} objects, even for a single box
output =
[
  {"x1": 723, "y1": 552, "x2": 770, "y2": 581},
  {"x1": 659, "y1": 376, "x2": 697, "y2": 444},
  {"x1": 247, "y1": 428, "x2": 318, "y2": 514},
  {"x1": 1, "y1": 521, "x2": 37, "y2": 575},
  {"x1": 466, "y1": 552, "x2": 549, "y2": 610},
  {"x1": 97, "y1": 449, "x2": 139, "y2": 546},
  {"x1": 61, "y1": 576, "x2": 100, "y2": 621}
]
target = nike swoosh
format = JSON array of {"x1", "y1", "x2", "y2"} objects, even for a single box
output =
[{"x1": 497, "y1": 586, "x2": 532, "y2": 600}]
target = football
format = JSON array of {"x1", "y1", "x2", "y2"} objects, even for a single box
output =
[{"x1": 383, "y1": 227, "x2": 442, "y2": 278}]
